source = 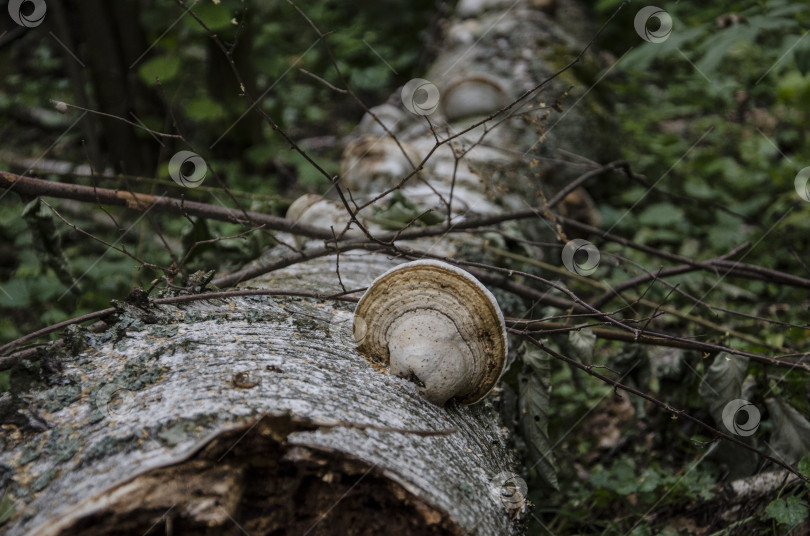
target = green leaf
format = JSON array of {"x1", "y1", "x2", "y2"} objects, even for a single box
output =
[
  {"x1": 699, "y1": 353, "x2": 759, "y2": 478},
  {"x1": 698, "y1": 352, "x2": 749, "y2": 425},
  {"x1": 590, "y1": 457, "x2": 637, "y2": 495},
  {"x1": 0, "y1": 492, "x2": 15, "y2": 525},
  {"x1": 776, "y1": 70, "x2": 810, "y2": 103},
  {"x1": 694, "y1": 24, "x2": 759, "y2": 74},
  {"x1": 22, "y1": 198, "x2": 77, "y2": 294},
  {"x1": 518, "y1": 341, "x2": 558, "y2": 490},
  {"x1": 765, "y1": 397, "x2": 810, "y2": 465},
  {"x1": 627, "y1": 526, "x2": 652, "y2": 536},
  {"x1": 619, "y1": 23, "x2": 706, "y2": 72},
  {"x1": 372, "y1": 191, "x2": 444, "y2": 228},
  {"x1": 186, "y1": 96, "x2": 226, "y2": 122},
  {"x1": 138, "y1": 55, "x2": 181, "y2": 84},
  {"x1": 637, "y1": 466, "x2": 662, "y2": 493},
  {"x1": 636, "y1": 203, "x2": 685, "y2": 227},
  {"x1": 566, "y1": 328, "x2": 596, "y2": 364},
  {"x1": 799, "y1": 455, "x2": 810, "y2": 491},
  {"x1": 0, "y1": 277, "x2": 31, "y2": 308},
  {"x1": 795, "y1": 42, "x2": 810, "y2": 76},
  {"x1": 185, "y1": 1, "x2": 234, "y2": 32},
  {"x1": 799, "y1": 454, "x2": 810, "y2": 482},
  {"x1": 764, "y1": 495, "x2": 809, "y2": 526}
]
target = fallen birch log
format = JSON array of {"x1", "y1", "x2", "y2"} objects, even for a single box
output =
[{"x1": 0, "y1": 0, "x2": 607, "y2": 533}]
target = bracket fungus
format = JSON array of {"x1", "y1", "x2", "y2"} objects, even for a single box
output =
[
  {"x1": 339, "y1": 136, "x2": 421, "y2": 194},
  {"x1": 357, "y1": 103, "x2": 408, "y2": 137},
  {"x1": 285, "y1": 193, "x2": 363, "y2": 246},
  {"x1": 353, "y1": 259, "x2": 507, "y2": 405},
  {"x1": 441, "y1": 73, "x2": 509, "y2": 121}
]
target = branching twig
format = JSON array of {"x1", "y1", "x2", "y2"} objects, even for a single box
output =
[
  {"x1": 519, "y1": 334, "x2": 810, "y2": 485},
  {"x1": 0, "y1": 171, "x2": 333, "y2": 239}
]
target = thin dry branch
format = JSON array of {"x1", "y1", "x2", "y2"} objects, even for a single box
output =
[
  {"x1": 519, "y1": 334, "x2": 810, "y2": 486},
  {"x1": 6, "y1": 170, "x2": 808, "y2": 294},
  {"x1": 0, "y1": 171, "x2": 334, "y2": 239}
]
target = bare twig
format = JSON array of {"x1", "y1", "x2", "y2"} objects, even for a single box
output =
[
  {"x1": 0, "y1": 171, "x2": 333, "y2": 239},
  {"x1": 519, "y1": 334, "x2": 810, "y2": 485}
]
